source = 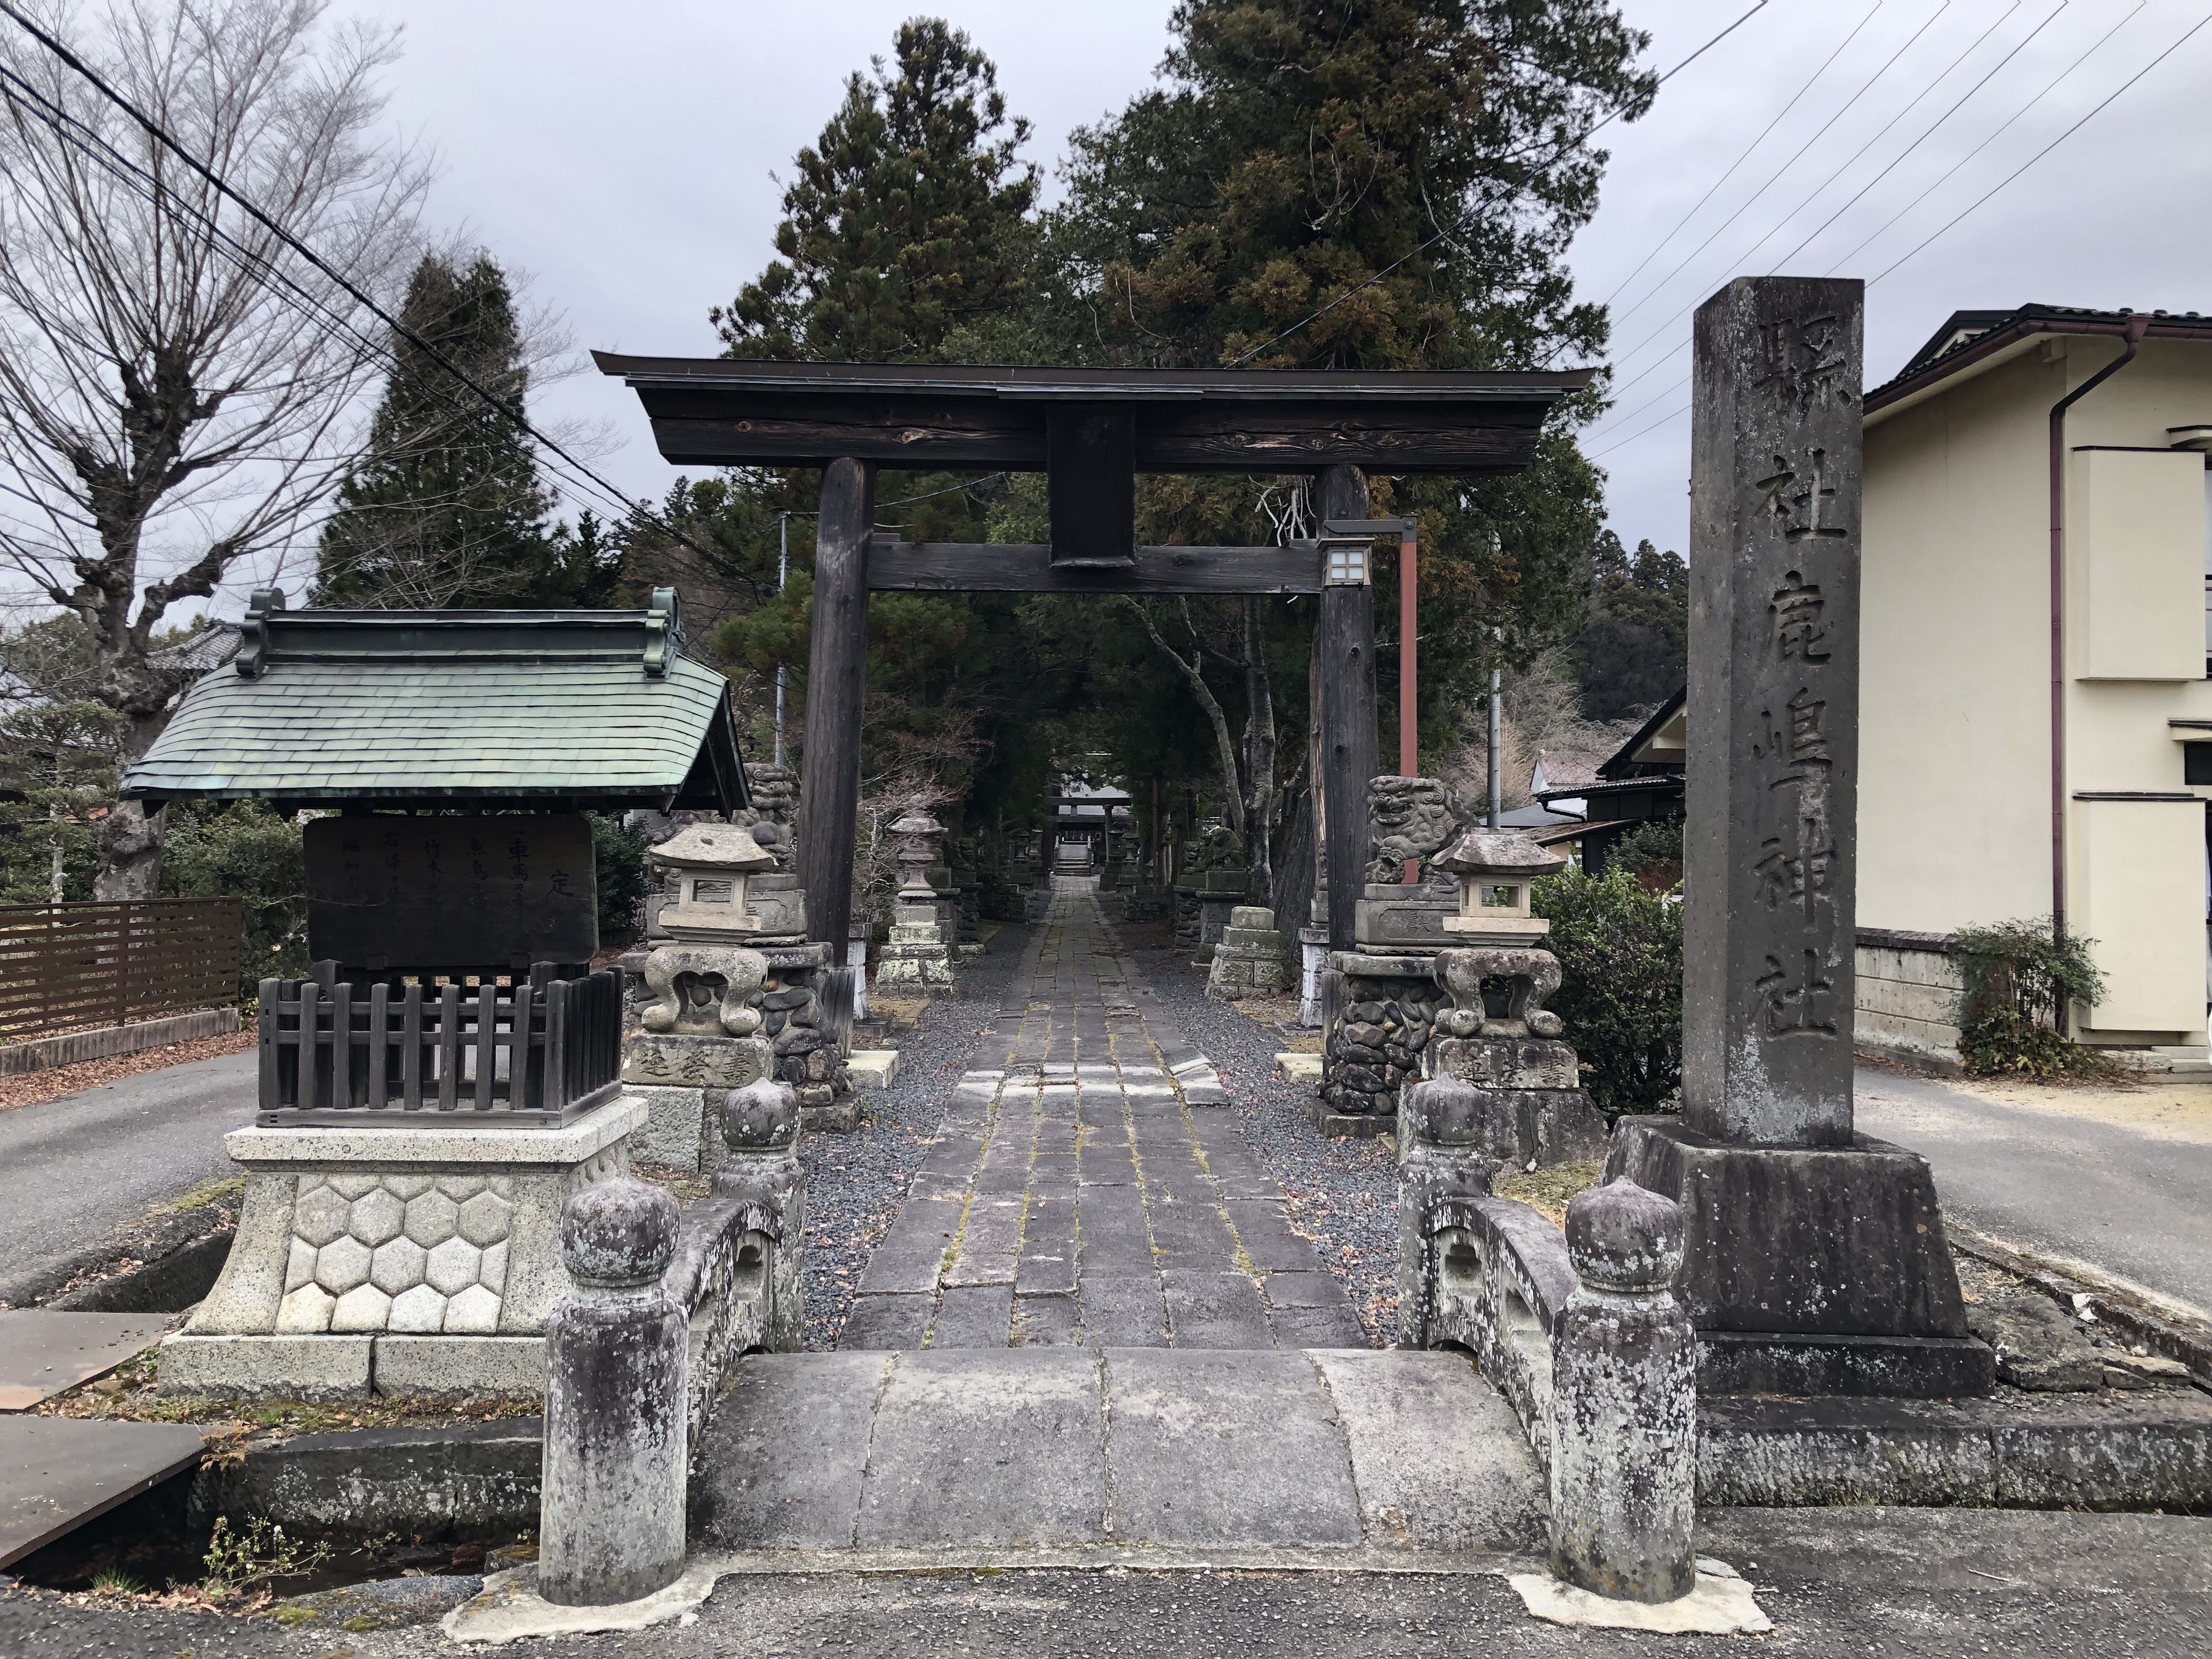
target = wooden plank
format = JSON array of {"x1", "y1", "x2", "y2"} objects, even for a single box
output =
[
  {"x1": 332, "y1": 983, "x2": 353, "y2": 1110},
  {"x1": 296, "y1": 982, "x2": 320, "y2": 1114},
  {"x1": 544, "y1": 975, "x2": 568, "y2": 1111},
  {"x1": 1047, "y1": 406, "x2": 1136, "y2": 567},
  {"x1": 474, "y1": 984, "x2": 496, "y2": 1110},
  {"x1": 797, "y1": 458, "x2": 874, "y2": 974},
  {"x1": 511, "y1": 985, "x2": 532, "y2": 1109},
  {"x1": 367, "y1": 983, "x2": 388, "y2": 1111},
  {"x1": 257, "y1": 980, "x2": 279, "y2": 1111},
  {"x1": 437, "y1": 984, "x2": 460, "y2": 1111},
  {"x1": 1318, "y1": 463, "x2": 1379, "y2": 954},
  {"x1": 401, "y1": 983, "x2": 422, "y2": 1109},
  {"x1": 867, "y1": 542, "x2": 1323, "y2": 595}
]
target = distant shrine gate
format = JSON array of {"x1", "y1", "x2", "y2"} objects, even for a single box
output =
[{"x1": 596, "y1": 357, "x2": 1590, "y2": 1015}]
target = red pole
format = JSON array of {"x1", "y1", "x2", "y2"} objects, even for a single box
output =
[{"x1": 1400, "y1": 530, "x2": 1420, "y2": 882}]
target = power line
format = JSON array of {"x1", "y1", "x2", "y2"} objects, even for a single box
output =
[
  {"x1": 1866, "y1": 8, "x2": 2212, "y2": 283},
  {"x1": 1223, "y1": 0, "x2": 1775, "y2": 369},
  {"x1": 1594, "y1": 3, "x2": 1954, "y2": 359},
  {"x1": 1592, "y1": 2, "x2": 1966, "y2": 410},
  {"x1": 1587, "y1": 9, "x2": 2212, "y2": 466},
  {"x1": 1822, "y1": 1, "x2": 2146, "y2": 275},
  {"x1": 1762, "y1": 0, "x2": 2070, "y2": 274},
  {"x1": 1589, "y1": 2, "x2": 1886, "y2": 314},
  {"x1": 0, "y1": 2, "x2": 741, "y2": 576}
]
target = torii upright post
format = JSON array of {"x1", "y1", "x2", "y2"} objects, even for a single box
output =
[
  {"x1": 1318, "y1": 463, "x2": 1379, "y2": 953},
  {"x1": 798, "y1": 458, "x2": 876, "y2": 1037}
]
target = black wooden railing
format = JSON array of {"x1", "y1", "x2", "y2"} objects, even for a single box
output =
[{"x1": 256, "y1": 961, "x2": 623, "y2": 1126}]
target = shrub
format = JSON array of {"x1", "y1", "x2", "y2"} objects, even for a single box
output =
[
  {"x1": 1952, "y1": 917, "x2": 2109, "y2": 1080},
  {"x1": 1533, "y1": 864, "x2": 1683, "y2": 1118},
  {"x1": 1605, "y1": 816, "x2": 1683, "y2": 890},
  {"x1": 160, "y1": 803, "x2": 308, "y2": 997},
  {"x1": 590, "y1": 812, "x2": 651, "y2": 945}
]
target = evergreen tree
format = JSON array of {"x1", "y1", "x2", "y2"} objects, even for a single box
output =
[
  {"x1": 1577, "y1": 533, "x2": 1688, "y2": 720},
  {"x1": 317, "y1": 253, "x2": 562, "y2": 607},
  {"x1": 711, "y1": 18, "x2": 1039, "y2": 362}
]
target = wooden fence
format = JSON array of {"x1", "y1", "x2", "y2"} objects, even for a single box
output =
[
  {"x1": 257, "y1": 962, "x2": 624, "y2": 1127},
  {"x1": 0, "y1": 898, "x2": 244, "y2": 1041}
]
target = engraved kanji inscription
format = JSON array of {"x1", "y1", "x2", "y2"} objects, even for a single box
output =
[
  {"x1": 1755, "y1": 313, "x2": 1855, "y2": 411},
  {"x1": 1755, "y1": 450, "x2": 1848, "y2": 541},
  {"x1": 1769, "y1": 572, "x2": 1832, "y2": 662},
  {"x1": 1753, "y1": 831, "x2": 1835, "y2": 924},
  {"x1": 1754, "y1": 949, "x2": 1839, "y2": 1039},
  {"x1": 1754, "y1": 689, "x2": 1831, "y2": 785}
]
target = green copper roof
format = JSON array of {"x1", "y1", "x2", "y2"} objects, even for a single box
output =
[{"x1": 119, "y1": 591, "x2": 748, "y2": 812}]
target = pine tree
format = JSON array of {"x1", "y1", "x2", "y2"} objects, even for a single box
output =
[
  {"x1": 711, "y1": 18, "x2": 1039, "y2": 362},
  {"x1": 317, "y1": 253, "x2": 560, "y2": 607},
  {"x1": 1577, "y1": 534, "x2": 1688, "y2": 720}
]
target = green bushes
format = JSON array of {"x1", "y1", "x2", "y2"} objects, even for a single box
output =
[
  {"x1": 160, "y1": 803, "x2": 308, "y2": 997},
  {"x1": 1952, "y1": 917, "x2": 2108, "y2": 1079},
  {"x1": 1533, "y1": 864, "x2": 1683, "y2": 1118},
  {"x1": 590, "y1": 812, "x2": 651, "y2": 945}
]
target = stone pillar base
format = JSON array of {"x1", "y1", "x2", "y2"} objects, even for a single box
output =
[
  {"x1": 1425, "y1": 1036, "x2": 1607, "y2": 1169},
  {"x1": 162, "y1": 1097, "x2": 645, "y2": 1400},
  {"x1": 1606, "y1": 1115, "x2": 1991, "y2": 1398}
]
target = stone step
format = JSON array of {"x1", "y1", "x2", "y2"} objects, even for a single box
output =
[{"x1": 692, "y1": 1347, "x2": 1542, "y2": 1556}]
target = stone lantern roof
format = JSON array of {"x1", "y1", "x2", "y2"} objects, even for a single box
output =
[
  {"x1": 1434, "y1": 828, "x2": 1570, "y2": 879},
  {"x1": 648, "y1": 822, "x2": 777, "y2": 873}
]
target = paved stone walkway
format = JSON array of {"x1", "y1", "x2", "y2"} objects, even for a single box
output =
[{"x1": 840, "y1": 882, "x2": 1365, "y2": 1351}]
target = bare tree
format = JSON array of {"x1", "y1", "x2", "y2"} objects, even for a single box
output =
[
  {"x1": 0, "y1": 0, "x2": 427, "y2": 893},
  {"x1": 1124, "y1": 595, "x2": 1278, "y2": 889}
]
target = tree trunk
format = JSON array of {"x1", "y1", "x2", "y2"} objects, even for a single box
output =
[{"x1": 1238, "y1": 597, "x2": 1276, "y2": 891}]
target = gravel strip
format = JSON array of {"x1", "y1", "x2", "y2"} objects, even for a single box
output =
[
  {"x1": 799, "y1": 927, "x2": 1029, "y2": 1348},
  {"x1": 1131, "y1": 944, "x2": 1399, "y2": 1347}
]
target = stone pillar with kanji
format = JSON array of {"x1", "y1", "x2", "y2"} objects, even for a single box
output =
[{"x1": 1607, "y1": 276, "x2": 1990, "y2": 1400}]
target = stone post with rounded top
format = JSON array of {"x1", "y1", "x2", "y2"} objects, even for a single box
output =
[
  {"x1": 1549, "y1": 1176, "x2": 1696, "y2": 1603},
  {"x1": 539, "y1": 1176, "x2": 688, "y2": 1606}
]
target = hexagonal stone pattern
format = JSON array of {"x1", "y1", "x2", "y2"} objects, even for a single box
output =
[
  {"x1": 292, "y1": 1183, "x2": 349, "y2": 1248},
  {"x1": 456, "y1": 1190, "x2": 513, "y2": 1248},
  {"x1": 426, "y1": 1237, "x2": 483, "y2": 1297},
  {"x1": 370, "y1": 1237, "x2": 428, "y2": 1296},
  {"x1": 389, "y1": 1284, "x2": 448, "y2": 1333},
  {"x1": 331, "y1": 1284, "x2": 392, "y2": 1331},
  {"x1": 277, "y1": 1173, "x2": 516, "y2": 1333},
  {"x1": 444, "y1": 1284, "x2": 501, "y2": 1333},
  {"x1": 404, "y1": 1189, "x2": 460, "y2": 1248},
  {"x1": 314, "y1": 1235, "x2": 373, "y2": 1295},
  {"x1": 275, "y1": 1282, "x2": 336, "y2": 1333},
  {"x1": 349, "y1": 1187, "x2": 405, "y2": 1247}
]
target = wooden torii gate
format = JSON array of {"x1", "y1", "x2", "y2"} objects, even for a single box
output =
[{"x1": 595, "y1": 357, "x2": 1590, "y2": 1018}]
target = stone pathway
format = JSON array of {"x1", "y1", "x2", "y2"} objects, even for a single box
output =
[{"x1": 839, "y1": 881, "x2": 1366, "y2": 1351}]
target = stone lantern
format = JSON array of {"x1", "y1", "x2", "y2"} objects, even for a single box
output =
[
  {"x1": 1434, "y1": 829, "x2": 1566, "y2": 944},
  {"x1": 650, "y1": 822, "x2": 778, "y2": 941},
  {"x1": 878, "y1": 803, "x2": 957, "y2": 991}
]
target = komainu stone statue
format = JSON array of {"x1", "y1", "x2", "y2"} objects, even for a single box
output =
[{"x1": 1365, "y1": 775, "x2": 1462, "y2": 882}]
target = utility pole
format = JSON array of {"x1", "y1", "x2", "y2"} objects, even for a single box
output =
[
  {"x1": 1487, "y1": 665, "x2": 1503, "y2": 830},
  {"x1": 773, "y1": 512, "x2": 789, "y2": 768}
]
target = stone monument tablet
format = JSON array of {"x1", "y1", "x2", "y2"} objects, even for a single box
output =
[{"x1": 305, "y1": 814, "x2": 598, "y2": 970}]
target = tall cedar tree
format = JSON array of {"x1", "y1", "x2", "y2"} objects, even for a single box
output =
[
  {"x1": 712, "y1": 19, "x2": 1039, "y2": 362},
  {"x1": 318, "y1": 255, "x2": 610, "y2": 607},
  {"x1": 1578, "y1": 533, "x2": 1687, "y2": 720}
]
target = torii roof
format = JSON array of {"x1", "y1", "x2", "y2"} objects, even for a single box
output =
[
  {"x1": 119, "y1": 590, "x2": 749, "y2": 814},
  {"x1": 593, "y1": 355, "x2": 1595, "y2": 475}
]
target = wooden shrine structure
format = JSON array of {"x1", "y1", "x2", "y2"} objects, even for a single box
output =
[{"x1": 595, "y1": 357, "x2": 1592, "y2": 994}]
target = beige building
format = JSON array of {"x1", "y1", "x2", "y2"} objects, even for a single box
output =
[{"x1": 1858, "y1": 304, "x2": 2212, "y2": 1065}]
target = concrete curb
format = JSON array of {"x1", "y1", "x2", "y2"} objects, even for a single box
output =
[
  {"x1": 0, "y1": 1007, "x2": 239, "y2": 1076},
  {"x1": 1950, "y1": 1225, "x2": 2212, "y2": 1389}
]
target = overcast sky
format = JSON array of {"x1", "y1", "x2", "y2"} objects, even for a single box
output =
[{"x1": 364, "y1": 0, "x2": 2210, "y2": 565}]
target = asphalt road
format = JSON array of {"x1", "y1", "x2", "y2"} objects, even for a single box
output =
[
  {"x1": 0, "y1": 1050, "x2": 255, "y2": 1302},
  {"x1": 3, "y1": 1509, "x2": 2209, "y2": 1656},
  {"x1": 1855, "y1": 1064, "x2": 2212, "y2": 1316}
]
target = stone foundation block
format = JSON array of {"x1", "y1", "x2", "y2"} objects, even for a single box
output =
[
  {"x1": 160, "y1": 1333, "x2": 374, "y2": 1399},
  {"x1": 372, "y1": 1335, "x2": 546, "y2": 1399},
  {"x1": 622, "y1": 1035, "x2": 772, "y2": 1090},
  {"x1": 1606, "y1": 1115, "x2": 1972, "y2": 1346},
  {"x1": 1697, "y1": 1331, "x2": 1995, "y2": 1398},
  {"x1": 624, "y1": 1086, "x2": 719, "y2": 1173}
]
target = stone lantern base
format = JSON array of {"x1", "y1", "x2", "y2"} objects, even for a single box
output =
[
  {"x1": 160, "y1": 1096, "x2": 645, "y2": 1401},
  {"x1": 1206, "y1": 906, "x2": 1290, "y2": 1001},
  {"x1": 877, "y1": 900, "x2": 958, "y2": 992}
]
